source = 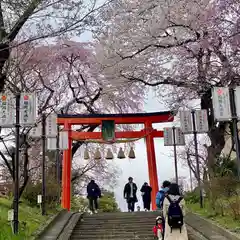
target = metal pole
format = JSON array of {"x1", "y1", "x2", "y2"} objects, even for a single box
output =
[
  {"x1": 189, "y1": 167, "x2": 193, "y2": 191},
  {"x1": 41, "y1": 113, "x2": 46, "y2": 215},
  {"x1": 191, "y1": 110, "x2": 203, "y2": 208},
  {"x1": 56, "y1": 125, "x2": 60, "y2": 202},
  {"x1": 172, "y1": 127, "x2": 178, "y2": 184},
  {"x1": 229, "y1": 88, "x2": 240, "y2": 180},
  {"x1": 13, "y1": 93, "x2": 20, "y2": 234}
]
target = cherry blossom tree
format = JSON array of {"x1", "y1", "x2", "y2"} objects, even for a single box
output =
[
  {"x1": 0, "y1": 0, "x2": 113, "y2": 91},
  {"x1": 95, "y1": 0, "x2": 240, "y2": 177},
  {"x1": 0, "y1": 40, "x2": 143, "y2": 199}
]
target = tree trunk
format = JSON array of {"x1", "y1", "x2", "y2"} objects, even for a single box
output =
[
  {"x1": 201, "y1": 89, "x2": 227, "y2": 179},
  {"x1": 0, "y1": 43, "x2": 10, "y2": 92}
]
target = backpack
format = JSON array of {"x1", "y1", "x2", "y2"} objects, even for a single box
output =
[{"x1": 166, "y1": 195, "x2": 184, "y2": 233}]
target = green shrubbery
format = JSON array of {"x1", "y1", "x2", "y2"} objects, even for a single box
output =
[
  {"x1": 71, "y1": 190, "x2": 120, "y2": 213},
  {"x1": 185, "y1": 190, "x2": 200, "y2": 204},
  {"x1": 22, "y1": 179, "x2": 60, "y2": 209}
]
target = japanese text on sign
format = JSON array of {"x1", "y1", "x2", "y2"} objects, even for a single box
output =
[
  {"x1": 212, "y1": 87, "x2": 231, "y2": 121},
  {"x1": 164, "y1": 128, "x2": 174, "y2": 146},
  {"x1": 46, "y1": 113, "x2": 57, "y2": 137},
  {"x1": 179, "y1": 111, "x2": 193, "y2": 134},
  {"x1": 20, "y1": 93, "x2": 38, "y2": 126},
  {"x1": 0, "y1": 94, "x2": 15, "y2": 127},
  {"x1": 174, "y1": 127, "x2": 185, "y2": 146},
  {"x1": 195, "y1": 110, "x2": 209, "y2": 133}
]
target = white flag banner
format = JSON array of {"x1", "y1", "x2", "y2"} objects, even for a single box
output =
[
  {"x1": 20, "y1": 93, "x2": 38, "y2": 126},
  {"x1": 37, "y1": 195, "x2": 42, "y2": 204},
  {"x1": 59, "y1": 131, "x2": 68, "y2": 150},
  {"x1": 47, "y1": 137, "x2": 57, "y2": 150},
  {"x1": 212, "y1": 87, "x2": 231, "y2": 121},
  {"x1": 195, "y1": 110, "x2": 209, "y2": 133},
  {"x1": 174, "y1": 127, "x2": 185, "y2": 146},
  {"x1": 234, "y1": 87, "x2": 240, "y2": 120},
  {"x1": 179, "y1": 111, "x2": 193, "y2": 134},
  {"x1": 29, "y1": 122, "x2": 42, "y2": 138},
  {"x1": 164, "y1": 128, "x2": 174, "y2": 146},
  {"x1": 0, "y1": 94, "x2": 15, "y2": 127},
  {"x1": 46, "y1": 113, "x2": 57, "y2": 137}
]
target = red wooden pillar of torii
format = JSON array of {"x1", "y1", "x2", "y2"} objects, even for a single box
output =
[
  {"x1": 61, "y1": 123, "x2": 72, "y2": 211},
  {"x1": 57, "y1": 112, "x2": 174, "y2": 211},
  {"x1": 145, "y1": 121, "x2": 159, "y2": 210}
]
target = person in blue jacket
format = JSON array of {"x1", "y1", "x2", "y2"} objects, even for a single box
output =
[{"x1": 156, "y1": 180, "x2": 171, "y2": 209}]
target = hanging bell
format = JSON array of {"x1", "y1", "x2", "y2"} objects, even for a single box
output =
[
  {"x1": 84, "y1": 148, "x2": 90, "y2": 160},
  {"x1": 105, "y1": 148, "x2": 114, "y2": 160},
  {"x1": 117, "y1": 147, "x2": 126, "y2": 159},
  {"x1": 128, "y1": 147, "x2": 136, "y2": 159},
  {"x1": 94, "y1": 148, "x2": 101, "y2": 160}
]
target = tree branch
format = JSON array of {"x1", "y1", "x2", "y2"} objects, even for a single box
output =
[
  {"x1": 7, "y1": 0, "x2": 42, "y2": 41},
  {"x1": 117, "y1": 31, "x2": 200, "y2": 60},
  {"x1": 0, "y1": 151, "x2": 13, "y2": 179},
  {"x1": 121, "y1": 73, "x2": 197, "y2": 89}
]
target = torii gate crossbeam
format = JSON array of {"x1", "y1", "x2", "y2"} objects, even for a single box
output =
[{"x1": 57, "y1": 111, "x2": 174, "y2": 211}]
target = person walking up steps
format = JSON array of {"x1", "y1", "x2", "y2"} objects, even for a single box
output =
[
  {"x1": 162, "y1": 183, "x2": 188, "y2": 240},
  {"x1": 140, "y1": 182, "x2": 152, "y2": 211},
  {"x1": 87, "y1": 179, "x2": 101, "y2": 214},
  {"x1": 124, "y1": 177, "x2": 138, "y2": 212},
  {"x1": 156, "y1": 180, "x2": 171, "y2": 210}
]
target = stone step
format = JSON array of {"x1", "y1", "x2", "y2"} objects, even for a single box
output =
[
  {"x1": 78, "y1": 219, "x2": 156, "y2": 224},
  {"x1": 83, "y1": 213, "x2": 160, "y2": 220},
  {"x1": 71, "y1": 237, "x2": 155, "y2": 240},
  {"x1": 71, "y1": 234, "x2": 154, "y2": 239},
  {"x1": 77, "y1": 225, "x2": 153, "y2": 231},
  {"x1": 73, "y1": 229, "x2": 153, "y2": 234},
  {"x1": 70, "y1": 212, "x2": 163, "y2": 240},
  {"x1": 83, "y1": 211, "x2": 159, "y2": 216}
]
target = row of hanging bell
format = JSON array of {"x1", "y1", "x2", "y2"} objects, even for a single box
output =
[{"x1": 84, "y1": 147, "x2": 135, "y2": 160}]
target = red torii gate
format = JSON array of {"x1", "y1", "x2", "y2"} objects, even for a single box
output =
[{"x1": 57, "y1": 111, "x2": 174, "y2": 211}]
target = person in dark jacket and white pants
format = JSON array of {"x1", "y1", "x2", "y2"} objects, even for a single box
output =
[
  {"x1": 87, "y1": 179, "x2": 101, "y2": 214},
  {"x1": 124, "y1": 177, "x2": 138, "y2": 212}
]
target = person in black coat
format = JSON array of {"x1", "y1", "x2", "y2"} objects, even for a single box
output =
[
  {"x1": 123, "y1": 177, "x2": 138, "y2": 212},
  {"x1": 87, "y1": 179, "x2": 101, "y2": 214},
  {"x1": 140, "y1": 182, "x2": 152, "y2": 211}
]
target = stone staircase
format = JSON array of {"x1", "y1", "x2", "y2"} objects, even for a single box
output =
[{"x1": 70, "y1": 211, "x2": 161, "y2": 240}]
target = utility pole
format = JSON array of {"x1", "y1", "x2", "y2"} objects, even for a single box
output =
[
  {"x1": 172, "y1": 127, "x2": 178, "y2": 184},
  {"x1": 229, "y1": 88, "x2": 240, "y2": 180},
  {"x1": 41, "y1": 114, "x2": 46, "y2": 215},
  {"x1": 56, "y1": 125, "x2": 61, "y2": 202},
  {"x1": 13, "y1": 93, "x2": 20, "y2": 234},
  {"x1": 191, "y1": 110, "x2": 203, "y2": 208}
]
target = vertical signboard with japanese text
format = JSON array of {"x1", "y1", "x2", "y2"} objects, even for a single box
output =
[
  {"x1": 0, "y1": 94, "x2": 15, "y2": 127},
  {"x1": 212, "y1": 87, "x2": 231, "y2": 121},
  {"x1": 179, "y1": 111, "x2": 193, "y2": 133},
  {"x1": 46, "y1": 113, "x2": 57, "y2": 137},
  {"x1": 174, "y1": 127, "x2": 185, "y2": 146},
  {"x1": 20, "y1": 93, "x2": 38, "y2": 126},
  {"x1": 164, "y1": 128, "x2": 173, "y2": 146},
  {"x1": 195, "y1": 110, "x2": 209, "y2": 133}
]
